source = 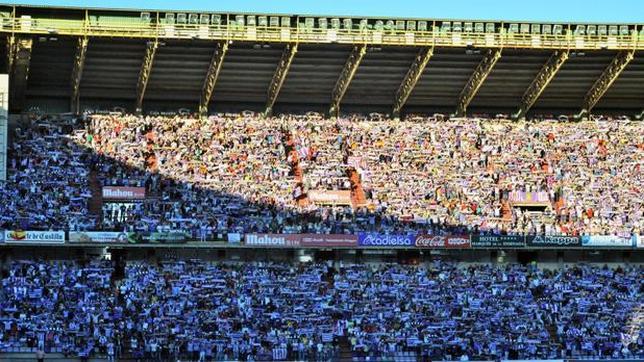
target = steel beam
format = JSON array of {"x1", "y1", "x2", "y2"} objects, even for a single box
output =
[
  {"x1": 392, "y1": 46, "x2": 434, "y2": 118},
  {"x1": 329, "y1": 44, "x2": 367, "y2": 117},
  {"x1": 514, "y1": 50, "x2": 569, "y2": 119},
  {"x1": 70, "y1": 36, "x2": 89, "y2": 114},
  {"x1": 264, "y1": 43, "x2": 298, "y2": 116},
  {"x1": 198, "y1": 42, "x2": 228, "y2": 117},
  {"x1": 135, "y1": 39, "x2": 158, "y2": 113},
  {"x1": 455, "y1": 48, "x2": 502, "y2": 117},
  {"x1": 6, "y1": 35, "x2": 15, "y2": 74},
  {"x1": 580, "y1": 50, "x2": 635, "y2": 115},
  {"x1": 8, "y1": 36, "x2": 32, "y2": 113}
]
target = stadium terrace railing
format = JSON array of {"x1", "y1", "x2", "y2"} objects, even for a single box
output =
[{"x1": 0, "y1": 17, "x2": 642, "y2": 50}]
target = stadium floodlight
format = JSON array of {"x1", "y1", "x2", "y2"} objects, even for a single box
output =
[
  {"x1": 542, "y1": 24, "x2": 552, "y2": 34},
  {"x1": 509, "y1": 23, "x2": 519, "y2": 33},
  {"x1": 200, "y1": 15, "x2": 210, "y2": 25},
  {"x1": 331, "y1": 18, "x2": 340, "y2": 29},
  {"x1": 269, "y1": 16, "x2": 279, "y2": 27},
  {"x1": 587, "y1": 25, "x2": 597, "y2": 36},
  {"x1": 164, "y1": 13, "x2": 175, "y2": 24},
  {"x1": 212, "y1": 15, "x2": 221, "y2": 26},
  {"x1": 574, "y1": 25, "x2": 586, "y2": 36},
  {"x1": 418, "y1": 21, "x2": 428, "y2": 32},
  {"x1": 140, "y1": 12, "x2": 151, "y2": 23},
  {"x1": 247, "y1": 16, "x2": 256, "y2": 27},
  {"x1": 189, "y1": 14, "x2": 199, "y2": 25},
  {"x1": 598, "y1": 25, "x2": 607, "y2": 36},
  {"x1": 474, "y1": 23, "x2": 484, "y2": 33},
  {"x1": 176, "y1": 13, "x2": 187, "y2": 24},
  {"x1": 281, "y1": 17, "x2": 291, "y2": 28},
  {"x1": 343, "y1": 19, "x2": 353, "y2": 30},
  {"x1": 258, "y1": 16, "x2": 267, "y2": 27},
  {"x1": 608, "y1": 25, "x2": 618, "y2": 35},
  {"x1": 396, "y1": 20, "x2": 405, "y2": 31},
  {"x1": 485, "y1": 23, "x2": 495, "y2": 33},
  {"x1": 318, "y1": 18, "x2": 328, "y2": 29}
]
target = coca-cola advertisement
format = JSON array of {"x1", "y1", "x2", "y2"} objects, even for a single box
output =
[
  {"x1": 357, "y1": 233, "x2": 415, "y2": 247},
  {"x1": 415, "y1": 235, "x2": 471, "y2": 248}
]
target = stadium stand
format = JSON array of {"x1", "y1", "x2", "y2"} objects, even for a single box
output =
[
  {"x1": 0, "y1": 5, "x2": 642, "y2": 362},
  {"x1": 0, "y1": 113, "x2": 641, "y2": 238},
  {"x1": 0, "y1": 260, "x2": 642, "y2": 361}
]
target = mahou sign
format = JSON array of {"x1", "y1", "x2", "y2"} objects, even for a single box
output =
[
  {"x1": 415, "y1": 235, "x2": 471, "y2": 249},
  {"x1": 244, "y1": 234, "x2": 301, "y2": 247},
  {"x1": 102, "y1": 186, "x2": 146, "y2": 200}
]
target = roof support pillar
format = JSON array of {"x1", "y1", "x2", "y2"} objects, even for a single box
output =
[
  {"x1": 6, "y1": 35, "x2": 15, "y2": 74},
  {"x1": 264, "y1": 43, "x2": 298, "y2": 117},
  {"x1": 329, "y1": 44, "x2": 367, "y2": 118},
  {"x1": 455, "y1": 48, "x2": 501, "y2": 117},
  {"x1": 392, "y1": 46, "x2": 434, "y2": 118},
  {"x1": 199, "y1": 42, "x2": 228, "y2": 118},
  {"x1": 8, "y1": 35, "x2": 32, "y2": 113},
  {"x1": 135, "y1": 39, "x2": 158, "y2": 114},
  {"x1": 580, "y1": 50, "x2": 635, "y2": 116},
  {"x1": 514, "y1": 50, "x2": 569, "y2": 119},
  {"x1": 70, "y1": 36, "x2": 89, "y2": 114}
]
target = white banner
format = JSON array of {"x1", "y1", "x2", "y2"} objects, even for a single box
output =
[{"x1": 4, "y1": 230, "x2": 65, "y2": 244}]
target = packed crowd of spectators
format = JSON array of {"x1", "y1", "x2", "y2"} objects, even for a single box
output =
[
  {"x1": 0, "y1": 112, "x2": 641, "y2": 237},
  {"x1": 0, "y1": 259, "x2": 642, "y2": 360}
]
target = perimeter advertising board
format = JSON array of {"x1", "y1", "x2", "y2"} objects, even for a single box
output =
[
  {"x1": 471, "y1": 235, "x2": 525, "y2": 248},
  {"x1": 415, "y1": 235, "x2": 471, "y2": 248},
  {"x1": 4, "y1": 230, "x2": 65, "y2": 244},
  {"x1": 300, "y1": 234, "x2": 358, "y2": 247},
  {"x1": 357, "y1": 233, "x2": 415, "y2": 247},
  {"x1": 526, "y1": 235, "x2": 581, "y2": 248},
  {"x1": 244, "y1": 234, "x2": 301, "y2": 246},
  {"x1": 581, "y1": 235, "x2": 633, "y2": 247}
]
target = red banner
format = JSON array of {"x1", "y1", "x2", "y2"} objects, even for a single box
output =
[
  {"x1": 415, "y1": 235, "x2": 471, "y2": 249},
  {"x1": 307, "y1": 190, "x2": 352, "y2": 206},
  {"x1": 300, "y1": 234, "x2": 358, "y2": 247},
  {"x1": 102, "y1": 186, "x2": 146, "y2": 200}
]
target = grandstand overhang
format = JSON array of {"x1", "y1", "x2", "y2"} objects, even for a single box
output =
[{"x1": 0, "y1": 5, "x2": 642, "y2": 116}]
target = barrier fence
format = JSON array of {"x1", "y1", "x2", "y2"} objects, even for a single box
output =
[{"x1": 1, "y1": 230, "x2": 642, "y2": 249}]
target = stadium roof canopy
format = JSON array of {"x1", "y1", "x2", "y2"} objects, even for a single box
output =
[{"x1": 1, "y1": 4, "x2": 643, "y2": 118}]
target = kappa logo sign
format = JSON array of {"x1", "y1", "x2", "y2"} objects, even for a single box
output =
[
  {"x1": 527, "y1": 235, "x2": 580, "y2": 247},
  {"x1": 416, "y1": 235, "x2": 471, "y2": 248}
]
